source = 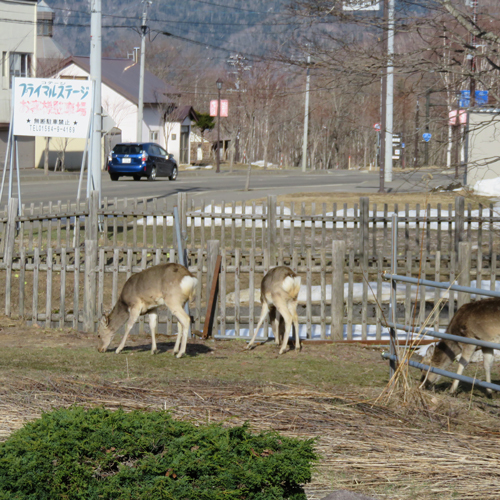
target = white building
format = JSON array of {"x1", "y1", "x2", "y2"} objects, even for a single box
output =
[
  {"x1": 0, "y1": 0, "x2": 37, "y2": 168},
  {"x1": 36, "y1": 56, "x2": 197, "y2": 169}
]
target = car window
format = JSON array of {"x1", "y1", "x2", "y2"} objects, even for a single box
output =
[
  {"x1": 158, "y1": 146, "x2": 168, "y2": 156},
  {"x1": 113, "y1": 145, "x2": 142, "y2": 155},
  {"x1": 149, "y1": 145, "x2": 160, "y2": 156}
]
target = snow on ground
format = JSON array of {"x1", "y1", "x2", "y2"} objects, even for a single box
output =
[
  {"x1": 226, "y1": 280, "x2": 500, "y2": 306},
  {"x1": 136, "y1": 204, "x2": 500, "y2": 229},
  {"x1": 473, "y1": 177, "x2": 500, "y2": 198},
  {"x1": 219, "y1": 323, "x2": 432, "y2": 342},
  {"x1": 185, "y1": 165, "x2": 213, "y2": 170},
  {"x1": 250, "y1": 160, "x2": 278, "y2": 169}
]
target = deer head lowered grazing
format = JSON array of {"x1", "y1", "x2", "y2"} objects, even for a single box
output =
[
  {"x1": 97, "y1": 263, "x2": 197, "y2": 358},
  {"x1": 420, "y1": 297, "x2": 500, "y2": 396},
  {"x1": 247, "y1": 266, "x2": 301, "y2": 355}
]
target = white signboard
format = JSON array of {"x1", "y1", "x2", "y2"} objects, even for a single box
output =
[
  {"x1": 13, "y1": 77, "x2": 93, "y2": 138},
  {"x1": 343, "y1": 0, "x2": 381, "y2": 11}
]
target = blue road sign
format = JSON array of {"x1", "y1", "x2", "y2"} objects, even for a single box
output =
[
  {"x1": 459, "y1": 89, "x2": 489, "y2": 107},
  {"x1": 422, "y1": 133, "x2": 432, "y2": 142}
]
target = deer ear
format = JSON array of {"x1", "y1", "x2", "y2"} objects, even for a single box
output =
[
  {"x1": 100, "y1": 314, "x2": 110, "y2": 327},
  {"x1": 424, "y1": 344, "x2": 435, "y2": 360}
]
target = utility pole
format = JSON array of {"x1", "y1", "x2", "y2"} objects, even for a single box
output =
[
  {"x1": 424, "y1": 90, "x2": 430, "y2": 166},
  {"x1": 379, "y1": 71, "x2": 386, "y2": 193},
  {"x1": 301, "y1": 54, "x2": 310, "y2": 173},
  {"x1": 216, "y1": 79, "x2": 222, "y2": 173},
  {"x1": 469, "y1": 0, "x2": 478, "y2": 107},
  {"x1": 384, "y1": 0, "x2": 395, "y2": 183},
  {"x1": 137, "y1": 0, "x2": 151, "y2": 142},
  {"x1": 89, "y1": 0, "x2": 101, "y2": 200},
  {"x1": 413, "y1": 96, "x2": 420, "y2": 168}
]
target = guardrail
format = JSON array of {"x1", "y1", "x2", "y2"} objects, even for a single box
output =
[{"x1": 384, "y1": 214, "x2": 500, "y2": 393}]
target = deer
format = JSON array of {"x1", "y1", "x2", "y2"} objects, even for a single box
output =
[
  {"x1": 97, "y1": 263, "x2": 197, "y2": 358},
  {"x1": 246, "y1": 266, "x2": 301, "y2": 355},
  {"x1": 420, "y1": 297, "x2": 500, "y2": 396}
]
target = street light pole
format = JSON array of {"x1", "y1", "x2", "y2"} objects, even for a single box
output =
[{"x1": 216, "y1": 79, "x2": 222, "y2": 173}]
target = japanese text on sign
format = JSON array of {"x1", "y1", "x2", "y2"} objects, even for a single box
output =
[{"x1": 13, "y1": 77, "x2": 93, "y2": 138}]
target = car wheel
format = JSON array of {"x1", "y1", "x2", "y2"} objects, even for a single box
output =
[
  {"x1": 169, "y1": 166, "x2": 178, "y2": 181},
  {"x1": 110, "y1": 173, "x2": 119, "y2": 181},
  {"x1": 147, "y1": 166, "x2": 157, "y2": 181},
  {"x1": 133, "y1": 175, "x2": 141, "y2": 181}
]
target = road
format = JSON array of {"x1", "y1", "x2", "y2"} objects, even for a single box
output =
[{"x1": 7, "y1": 166, "x2": 461, "y2": 207}]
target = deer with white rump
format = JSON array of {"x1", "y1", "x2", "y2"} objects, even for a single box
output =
[
  {"x1": 97, "y1": 263, "x2": 197, "y2": 358},
  {"x1": 247, "y1": 266, "x2": 301, "y2": 354},
  {"x1": 421, "y1": 297, "x2": 500, "y2": 396}
]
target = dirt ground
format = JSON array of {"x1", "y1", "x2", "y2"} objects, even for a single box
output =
[{"x1": 1, "y1": 316, "x2": 500, "y2": 499}]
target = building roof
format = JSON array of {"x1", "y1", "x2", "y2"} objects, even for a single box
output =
[
  {"x1": 61, "y1": 56, "x2": 180, "y2": 106},
  {"x1": 166, "y1": 105, "x2": 198, "y2": 123},
  {"x1": 37, "y1": 0, "x2": 53, "y2": 14}
]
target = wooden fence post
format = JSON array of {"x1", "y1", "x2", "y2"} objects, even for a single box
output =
[
  {"x1": 331, "y1": 240, "x2": 346, "y2": 341},
  {"x1": 203, "y1": 240, "x2": 220, "y2": 338},
  {"x1": 457, "y1": 241, "x2": 471, "y2": 309},
  {"x1": 83, "y1": 191, "x2": 99, "y2": 331},
  {"x1": 267, "y1": 195, "x2": 277, "y2": 267},
  {"x1": 454, "y1": 196, "x2": 465, "y2": 253},
  {"x1": 360, "y1": 197, "x2": 369, "y2": 262},
  {"x1": 4, "y1": 197, "x2": 18, "y2": 316}
]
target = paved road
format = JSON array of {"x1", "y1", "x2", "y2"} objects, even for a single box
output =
[{"x1": 4, "y1": 166, "x2": 462, "y2": 207}]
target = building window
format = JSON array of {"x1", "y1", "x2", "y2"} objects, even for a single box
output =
[
  {"x1": 171, "y1": 134, "x2": 176, "y2": 141},
  {"x1": 150, "y1": 130, "x2": 159, "y2": 142},
  {"x1": 37, "y1": 19, "x2": 53, "y2": 37},
  {"x1": 9, "y1": 53, "x2": 31, "y2": 87}
]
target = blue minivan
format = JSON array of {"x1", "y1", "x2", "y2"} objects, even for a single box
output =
[{"x1": 107, "y1": 142, "x2": 178, "y2": 181}]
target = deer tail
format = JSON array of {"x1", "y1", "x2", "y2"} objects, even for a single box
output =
[
  {"x1": 181, "y1": 275, "x2": 198, "y2": 302},
  {"x1": 282, "y1": 275, "x2": 301, "y2": 299}
]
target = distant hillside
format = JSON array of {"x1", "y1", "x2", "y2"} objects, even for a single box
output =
[{"x1": 47, "y1": 0, "x2": 295, "y2": 61}]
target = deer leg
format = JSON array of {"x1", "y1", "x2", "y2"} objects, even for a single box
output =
[
  {"x1": 247, "y1": 302, "x2": 269, "y2": 349},
  {"x1": 288, "y1": 299, "x2": 300, "y2": 350},
  {"x1": 482, "y1": 347, "x2": 495, "y2": 398},
  {"x1": 274, "y1": 297, "x2": 293, "y2": 355},
  {"x1": 149, "y1": 310, "x2": 159, "y2": 355},
  {"x1": 172, "y1": 306, "x2": 191, "y2": 358},
  {"x1": 269, "y1": 306, "x2": 280, "y2": 345},
  {"x1": 450, "y1": 343, "x2": 476, "y2": 394},
  {"x1": 115, "y1": 306, "x2": 141, "y2": 354}
]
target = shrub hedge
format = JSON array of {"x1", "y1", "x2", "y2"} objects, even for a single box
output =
[{"x1": 0, "y1": 407, "x2": 317, "y2": 499}]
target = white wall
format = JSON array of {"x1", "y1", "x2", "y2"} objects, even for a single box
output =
[
  {"x1": 467, "y1": 111, "x2": 500, "y2": 187},
  {"x1": 0, "y1": 0, "x2": 37, "y2": 122},
  {"x1": 164, "y1": 122, "x2": 181, "y2": 162},
  {"x1": 143, "y1": 107, "x2": 164, "y2": 146}
]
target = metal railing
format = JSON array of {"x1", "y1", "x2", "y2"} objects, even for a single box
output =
[{"x1": 383, "y1": 214, "x2": 500, "y2": 393}]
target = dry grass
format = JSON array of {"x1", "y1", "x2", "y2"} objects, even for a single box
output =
[
  {"x1": 2, "y1": 376, "x2": 500, "y2": 500},
  {"x1": 251, "y1": 190, "x2": 494, "y2": 212},
  {"x1": 1, "y1": 316, "x2": 500, "y2": 499}
]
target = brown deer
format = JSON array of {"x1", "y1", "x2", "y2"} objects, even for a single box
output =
[
  {"x1": 420, "y1": 297, "x2": 500, "y2": 396},
  {"x1": 247, "y1": 266, "x2": 301, "y2": 354},
  {"x1": 97, "y1": 263, "x2": 197, "y2": 358}
]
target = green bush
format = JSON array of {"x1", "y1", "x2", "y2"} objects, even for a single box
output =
[{"x1": 0, "y1": 407, "x2": 317, "y2": 499}]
